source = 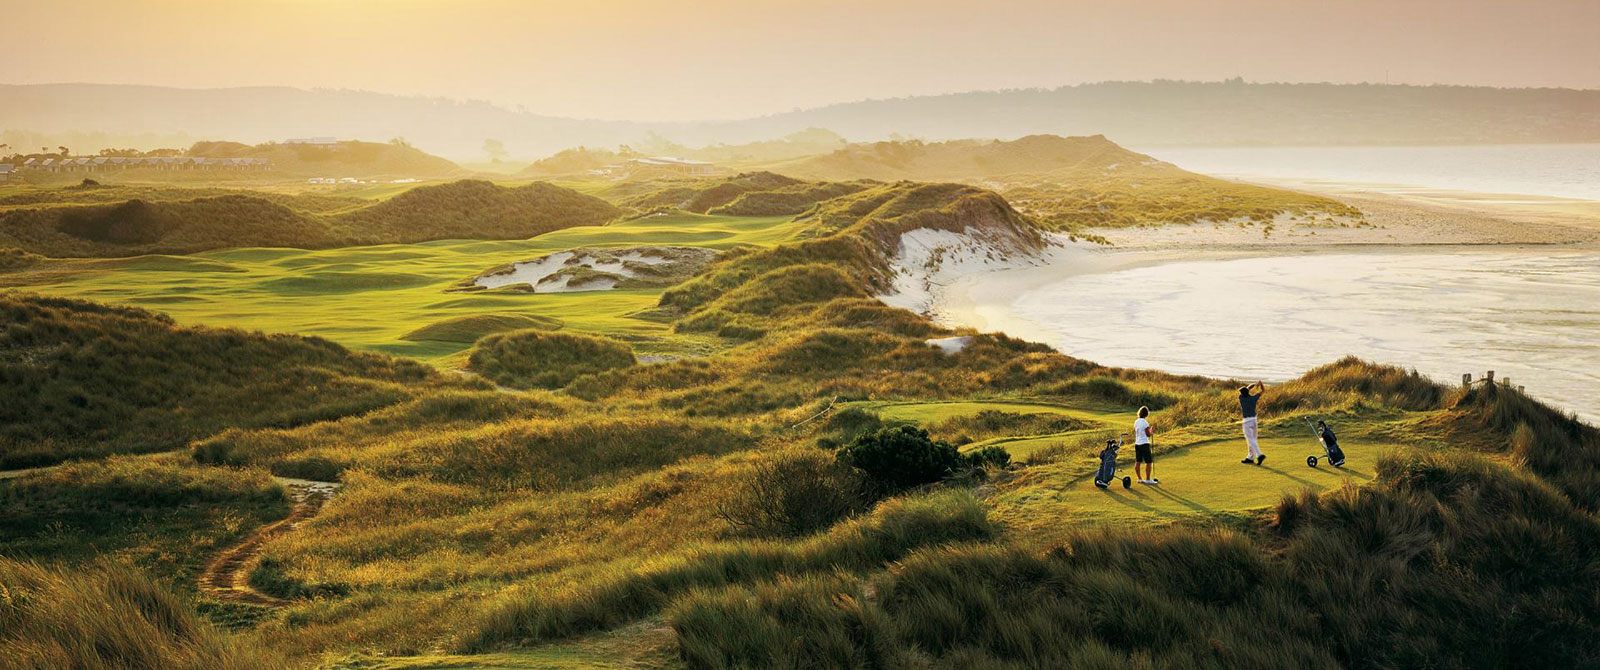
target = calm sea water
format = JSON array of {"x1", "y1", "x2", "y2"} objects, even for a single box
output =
[
  {"x1": 986, "y1": 251, "x2": 1600, "y2": 422},
  {"x1": 1141, "y1": 144, "x2": 1600, "y2": 201}
]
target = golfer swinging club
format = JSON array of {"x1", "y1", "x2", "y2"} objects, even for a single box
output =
[{"x1": 1240, "y1": 380, "x2": 1266, "y2": 465}]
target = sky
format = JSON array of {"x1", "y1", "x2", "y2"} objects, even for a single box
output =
[{"x1": 2, "y1": 0, "x2": 1597, "y2": 122}]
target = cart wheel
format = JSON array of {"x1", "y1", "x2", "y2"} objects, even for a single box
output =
[
  {"x1": 1307, "y1": 456, "x2": 1319, "y2": 468},
  {"x1": 1121, "y1": 476, "x2": 1132, "y2": 489}
]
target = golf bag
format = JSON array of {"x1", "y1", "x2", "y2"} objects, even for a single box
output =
[
  {"x1": 1305, "y1": 418, "x2": 1346, "y2": 468},
  {"x1": 1322, "y1": 427, "x2": 1346, "y2": 467},
  {"x1": 1093, "y1": 438, "x2": 1132, "y2": 489}
]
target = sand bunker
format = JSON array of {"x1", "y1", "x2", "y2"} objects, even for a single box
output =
[{"x1": 467, "y1": 246, "x2": 717, "y2": 293}]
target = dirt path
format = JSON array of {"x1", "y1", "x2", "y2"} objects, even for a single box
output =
[{"x1": 197, "y1": 477, "x2": 340, "y2": 606}]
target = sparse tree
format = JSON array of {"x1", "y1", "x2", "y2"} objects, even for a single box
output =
[
  {"x1": 482, "y1": 138, "x2": 508, "y2": 163},
  {"x1": 57, "y1": 146, "x2": 69, "y2": 156}
]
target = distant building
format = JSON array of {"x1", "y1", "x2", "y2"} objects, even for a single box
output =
[
  {"x1": 19, "y1": 155, "x2": 271, "y2": 172},
  {"x1": 284, "y1": 137, "x2": 339, "y2": 146},
  {"x1": 0, "y1": 164, "x2": 14, "y2": 181},
  {"x1": 632, "y1": 156, "x2": 715, "y2": 175}
]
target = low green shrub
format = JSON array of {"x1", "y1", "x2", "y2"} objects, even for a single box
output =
[
  {"x1": 966, "y1": 445, "x2": 1011, "y2": 470},
  {"x1": 838, "y1": 425, "x2": 965, "y2": 493}
]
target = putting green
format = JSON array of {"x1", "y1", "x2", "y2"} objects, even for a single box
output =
[{"x1": 986, "y1": 435, "x2": 1386, "y2": 531}]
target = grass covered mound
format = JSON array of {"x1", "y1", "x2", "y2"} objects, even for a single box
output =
[
  {"x1": 0, "y1": 179, "x2": 620, "y2": 258},
  {"x1": 661, "y1": 181, "x2": 1046, "y2": 340},
  {"x1": 1003, "y1": 173, "x2": 1361, "y2": 231},
  {"x1": 189, "y1": 139, "x2": 462, "y2": 179},
  {"x1": 401, "y1": 313, "x2": 563, "y2": 344},
  {"x1": 622, "y1": 171, "x2": 805, "y2": 213},
  {"x1": 619, "y1": 171, "x2": 877, "y2": 218},
  {"x1": 0, "y1": 294, "x2": 449, "y2": 468},
  {"x1": 0, "y1": 182, "x2": 366, "y2": 213},
  {"x1": 781, "y1": 134, "x2": 1146, "y2": 182},
  {"x1": 336, "y1": 180, "x2": 622, "y2": 244},
  {"x1": 0, "y1": 558, "x2": 282, "y2": 670},
  {"x1": 772, "y1": 133, "x2": 1359, "y2": 232},
  {"x1": 467, "y1": 329, "x2": 637, "y2": 390},
  {"x1": 0, "y1": 455, "x2": 287, "y2": 584},
  {"x1": 0, "y1": 247, "x2": 41, "y2": 272},
  {"x1": 0, "y1": 196, "x2": 334, "y2": 257}
]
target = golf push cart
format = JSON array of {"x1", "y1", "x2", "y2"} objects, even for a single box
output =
[{"x1": 1094, "y1": 433, "x2": 1134, "y2": 489}]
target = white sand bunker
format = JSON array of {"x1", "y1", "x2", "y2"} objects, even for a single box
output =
[
  {"x1": 471, "y1": 246, "x2": 717, "y2": 293},
  {"x1": 926, "y1": 336, "x2": 974, "y2": 355}
]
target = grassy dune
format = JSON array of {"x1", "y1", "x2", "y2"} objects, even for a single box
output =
[
  {"x1": 0, "y1": 294, "x2": 454, "y2": 468},
  {"x1": 774, "y1": 134, "x2": 1359, "y2": 232},
  {"x1": 0, "y1": 179, "x2": 621, "y2": 258},
  {"x1": 2, "y1": 147, "x2": 1596, "y2": 669}
]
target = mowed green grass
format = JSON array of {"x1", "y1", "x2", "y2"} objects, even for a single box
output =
[
  {"x1": 989, "y1": 435, "x2": 1386, "y2": 534},
  {"x1": 851, "y1": 399, "x2": 1387, "y2": 527},
  {"x1": 4, "y1": 212, "x2": 799, "y2": 363}
]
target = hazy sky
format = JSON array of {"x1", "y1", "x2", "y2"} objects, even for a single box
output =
[{"x1": 3, "y1": 0, "x2": 1597, "y2": 121}]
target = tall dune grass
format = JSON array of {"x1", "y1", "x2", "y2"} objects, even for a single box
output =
[{"x1": 0, "y1": 559, "x2": 282, "y2": 670}]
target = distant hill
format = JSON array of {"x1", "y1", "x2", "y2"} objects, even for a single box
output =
[
  {"x1": 0, "y1": 180, "x2": 621, "y2": 257},
  {"x1": 616, "y1": 171, "x2": 876, "y2": 218},
  {"x1": 188, "y1": 139, "x2": 463, "y2": 178},
  {"x1": 0, "y1": 196, "x2": 333, "y2": 257},
  {"x1": 779, "y1": 134, "x2": 1150, "y2": 181},
  {"x1": 780, "y1": 134, "x2": 1359, "y2": 230},
  {"x1": 5, "y1": 82, "x2": 1597, "y2": 159},
  {"x1": 520, "y1": 147, "x2": 642, "y2": 177},
  {"x1": 336, "y1": 180, "x2": 623, "y2": 242}
]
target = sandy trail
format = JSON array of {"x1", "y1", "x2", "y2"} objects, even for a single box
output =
[
  {"x1": 196, "y1": 476, "x2": 340, "y2": 607},
  {"x1": 0, "y1": 464, "x2": 340, "y2": 606}
]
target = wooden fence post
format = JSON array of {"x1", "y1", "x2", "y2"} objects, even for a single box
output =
[{"x1": 1462, "y1": 373, "x2": 1472, "y2": 388}]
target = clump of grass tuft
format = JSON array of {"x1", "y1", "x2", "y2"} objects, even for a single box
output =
[
  {"x1": 463, "y1": 489, "x2": 994, "y2": 650},
  {"x1": 715, "y1": 448, "x2": 870, "y2": 538},
  {"x1": 0, "y1": 558, "x2": 284, "y2": 670}
]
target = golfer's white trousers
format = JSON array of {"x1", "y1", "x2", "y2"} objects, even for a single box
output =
[{"x1": 1242, "y1": 417, "x2": 1262, "y2": 458}]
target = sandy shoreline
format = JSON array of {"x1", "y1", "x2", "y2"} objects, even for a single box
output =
[
  {"x1": 936, "y1": 181, "x2": 1600, "y2": 337},
  {"x1": 1084, "y1": 183, "x2": 1600, "y2": 250}
]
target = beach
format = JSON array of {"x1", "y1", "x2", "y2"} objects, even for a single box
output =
[{"x1": 931, "y1": 182, "x2": 1600, "y2": 421}]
